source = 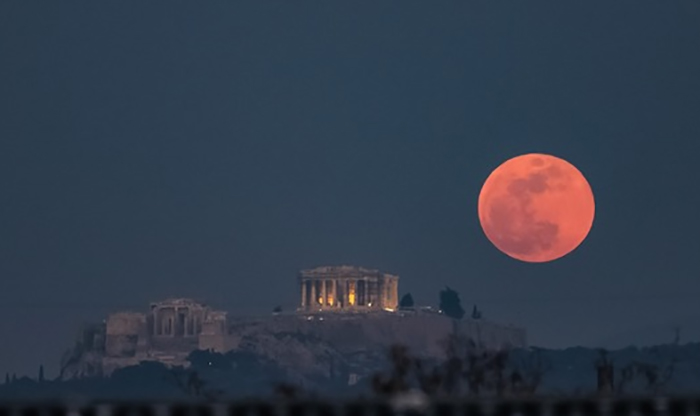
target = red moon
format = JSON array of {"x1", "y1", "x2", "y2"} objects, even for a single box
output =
[{"x1": 478, "y1": 153, "x2": 595, "y2": 263}]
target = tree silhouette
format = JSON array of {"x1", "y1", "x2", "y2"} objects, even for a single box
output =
[
  {"x1": 372, "y1": 339, "x2": 528, "y2": 399},
  {"x1": 439, "y1": 287, "x2": 465, "y2": 319},
  {"x1": 4, "y1": 373, "x2": 8, "y2": 384},
  {"x1": 272, "y1": 305, "x2": 282, "y2": 314},
  {"x1": 596, "y1": 349, "x2": 614, "y2": 395},
  {"x1": 399, "y1": 293, "x2": 415, "y2": 309},
  {"x1": 38, "y1": 365, "x2": 44, "y2": 382},
  {"x1": 512, "y1": 347, "x2": 550, "y2": 395}
]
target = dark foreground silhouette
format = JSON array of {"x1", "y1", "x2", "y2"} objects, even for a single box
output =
[{"x1": 2, "y1": 343, "x2": 699, "y2": 401}]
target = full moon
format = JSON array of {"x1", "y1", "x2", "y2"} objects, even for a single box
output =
[{"x1": 478, "y1": 153, "x2": 595, "y2": 263}]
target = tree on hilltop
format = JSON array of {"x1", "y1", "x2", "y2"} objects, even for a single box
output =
[
  {"x1": 399, "y1": 293, "x2": 414, "y2": 309},
  {"x1": 439, "y1": 287, "x2": 465, "y2": 319},
  {"x1": 471, "y1": 304, "x2": 482, "y2": 319}
]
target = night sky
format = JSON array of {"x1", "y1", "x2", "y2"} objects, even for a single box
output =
[{"x1": 2, "y1": 1, "x2": 700, "y2": 377}]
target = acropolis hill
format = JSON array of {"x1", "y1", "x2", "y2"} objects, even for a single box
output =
[{"x1": 60, "y1": 265, "x2": 527, "y2": 379}]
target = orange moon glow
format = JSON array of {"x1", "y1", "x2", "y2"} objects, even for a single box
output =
[{"x1": 478, "y1": 153, "x2": 595, "y2": 263}]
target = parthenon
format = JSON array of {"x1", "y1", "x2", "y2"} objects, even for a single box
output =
[{"x1": 298, "y1": 265, "x2": 399, "y2": 312}]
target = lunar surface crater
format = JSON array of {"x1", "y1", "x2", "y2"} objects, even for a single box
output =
[{"x1": 478, "y1": 153, "x2": 595, "y2": 263}]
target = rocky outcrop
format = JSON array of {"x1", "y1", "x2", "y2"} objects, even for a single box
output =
[{"x1": 60, "y1": 302, "x2": 526, "y2": 381}]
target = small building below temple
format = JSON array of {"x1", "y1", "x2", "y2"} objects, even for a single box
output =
[{"x1": 298, "y1": 265, "x2": 399, "y2": 312}]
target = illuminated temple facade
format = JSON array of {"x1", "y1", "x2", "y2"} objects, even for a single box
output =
[{"x1": 298, "y1": 265, "x2": 399, "y2": 312}]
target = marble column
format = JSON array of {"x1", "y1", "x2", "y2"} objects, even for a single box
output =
[
  {"x1": 173, "y1": 307, "x2": 179, "y2": 337},
  {"x1": 333, "y1": 279, "x2": 338, "y2": 307},
  {"x1": 352, "y1": 279, "x2": 357, "y2": 305},
  {"x1": 365, "y1": 278, "x2": 370, "y2": 306},
  {"x1": 321, "y1": 280, "x2": 328, "y2": 307},
  {"x1": 153, "y1": 309, "x2": 159, "y2": 335},
  {"x1": 310, "y1": 282, "x2": 317, "y2": 309},
  {"x1": 301, "y1": 280, "x2": 306, "y2": 308},
  {"x1": 383, "y1": 281, "x2": 389, "y2": 308},
  {"x1": 327, "y1": 279, "x2": 334, "y2": 306},
  {"x1": 341, "y1": 279, "x2": 347, "y2": 307}
]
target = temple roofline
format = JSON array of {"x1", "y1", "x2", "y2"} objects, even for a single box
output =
[
  {"x1": 297, "y1": 265, "x2": 399, "y2": 313},
  {"x1": 299, "y1": 265, "x2": 399, "y2": 280}
]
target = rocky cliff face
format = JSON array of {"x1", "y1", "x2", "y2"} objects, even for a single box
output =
[
  {"x1": 227, "y1": 311, "x2": 525, "y2": 358},
  {"x1": 60, "y1": 310, "x2": 525, "y2": 383},
  {"x1": 235, "y1": 330, "x2": 350, "y2": 386}
]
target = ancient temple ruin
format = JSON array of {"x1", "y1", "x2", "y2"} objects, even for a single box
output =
[
  {"x1": 61, "y1": 265, "x2": 527, "y2": 378},
  {"x1": 298, "y1": 265, "x2": 399, "y2": 312},
  {"x1": 61, "y1": 298, "x2": 230, "y2": 378}
]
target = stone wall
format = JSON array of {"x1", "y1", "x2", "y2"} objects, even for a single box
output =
[
  {"x1": 62, "y1": 300, "x2": 526, "y2": 378},
  {"x1": 105, "y1": 312, "x2": 147, "y2": 358},
  {"x1": 226, "y1": 311, "x2": 526, "y2": 360},
  {"x1": 199, "y1": 311, "x2": 230, "y2": 352}
]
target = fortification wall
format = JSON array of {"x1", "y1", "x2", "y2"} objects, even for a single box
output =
[
  {"x1": 226, "y1": 312, "x2": 526, "y2": 359},
  {"x1": 106, "y1": 312, "x2": 145, "y2": 335},
  {"x1": 105, "y1": 312, "x2": 147, "y2": 358},
  {"x1": 150, "y1": 336, "x2": 199, "y2": 353}
]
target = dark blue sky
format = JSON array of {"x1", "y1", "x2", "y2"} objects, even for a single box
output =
[{"x1": 1, "y1": 1, "x2": 699, "y2": 376}]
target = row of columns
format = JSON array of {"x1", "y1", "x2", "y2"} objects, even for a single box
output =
[
  {"x1": 152, "y1": 307, "x2": 202, "y2": 337},
  {"x1": 301, "y1": 278, "x2": 380, "y2": 310}
]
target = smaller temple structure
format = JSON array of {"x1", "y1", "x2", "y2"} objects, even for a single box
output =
[
  {"x1": 61, "y1": 298, "x2": 231, "y2": 378},
  {"x1": 298, "y1": 265, "x2": 399, "y2": 312}
]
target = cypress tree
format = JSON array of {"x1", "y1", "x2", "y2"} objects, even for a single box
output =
[{"x1": 439, "y1": 286, "x2": 465, "y2": 319}]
